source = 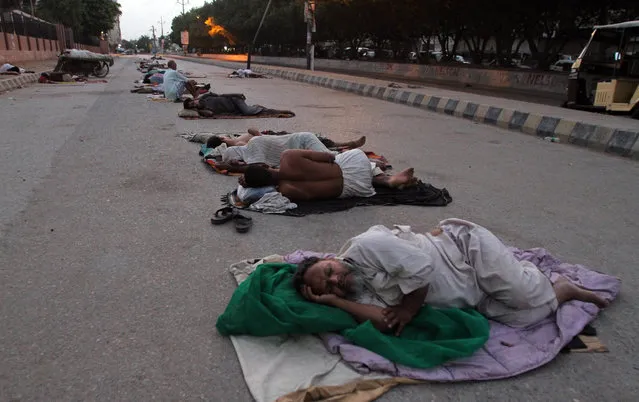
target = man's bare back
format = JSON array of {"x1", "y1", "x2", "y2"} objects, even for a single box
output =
[
  {"x1": 277, "y1": 150, "x2": 343, "y2": 201},
  {"x1": 241, "y1": 149, "x2": 419, "y2": 202}
]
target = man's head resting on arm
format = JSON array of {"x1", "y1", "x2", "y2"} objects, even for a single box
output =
[
  {"x1": 206, "y1": 135, "x2": 224, "y2": 148},
  {"x1": 183, "y1": 98, "x2": 197, "y2": 110},
  {"x1": 293, "y1": 257, "x2": 363, "y2": 299},
  {"x1": 243, "y1": 165, "x2": 276, "y2": 187}
]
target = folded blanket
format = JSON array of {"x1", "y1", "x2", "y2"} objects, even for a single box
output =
[
  {"x1": 221, "y1": 181, "x2": 453, "y2": 216},
  {"x1": 216, "y1": 263, "x2": 490, "y2": 369}
]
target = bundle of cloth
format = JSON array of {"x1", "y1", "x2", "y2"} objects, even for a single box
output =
[
  {"x1": 0, "y1": 63, "x2": 33, "y2": 75},
  {"x1": 228, "y1": 68, "x2": 268, "y2": 78}
]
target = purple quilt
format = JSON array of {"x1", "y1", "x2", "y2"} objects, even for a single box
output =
[{"x1": 284, "y1": 248, "x2": 621, "y2": 381}]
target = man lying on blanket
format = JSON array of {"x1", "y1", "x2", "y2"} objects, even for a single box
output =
[
  {"x1": 214, "y1": 131, "x2": 368, "y2": 173},
  {"x1": 293, "y1": 219, "x2": 609, "y2": 335},
  {"x1": 183, "y1": 92, "x2": 273, "y2": 118},
  {"x1": 207, "y1": 128, "x2": 365, "y2": 149},
  {"x1": 239, "y1": 148, "x2": 416, "y2": 201}
]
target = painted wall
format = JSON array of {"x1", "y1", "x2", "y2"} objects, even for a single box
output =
[
  {"x1": 0, "y1": 33, "x2": 60, "y2": 63},
  {"x1": 201, "y1": 54, "x2": 568, "y2": 95}
]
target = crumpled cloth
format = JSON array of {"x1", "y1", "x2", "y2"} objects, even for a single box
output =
[{"x1": 248, "y1": 192, "x2": 298, "y2": 214}]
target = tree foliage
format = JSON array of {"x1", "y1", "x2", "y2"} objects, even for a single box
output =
[
  {"x1": 135, "y1": 35, "x2": 152, "y2": 52},
  {"x1": 36, "y1": 0, "x2": 121, "y2": 38},
  {"x1": 173, "y1": 0, "x2": 639, "y2": 66}
]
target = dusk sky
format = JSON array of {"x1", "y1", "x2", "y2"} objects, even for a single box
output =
[{"x1": 119, "y1": 0, "x2": 208, "y2": 40}]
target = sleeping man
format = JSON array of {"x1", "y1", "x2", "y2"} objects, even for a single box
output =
[
  {"x1": 183, "y1": 93, "x2": 265, "y2": 117},
  {"x1": 292, "y1": 219, "x2": 609, "y2": 335},
  {"x1": 239, "y1": 148, "x2": 417, "y2": 202},
  {"x1": 207, "y1": 129, "x2": 365, "y2": 150},
  {"x1": 215, "y1": 132, "x2": 368, "y2": 173}
]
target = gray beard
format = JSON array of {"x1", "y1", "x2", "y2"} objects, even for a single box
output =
[{"x1": 340, "y1": 260, "x2": 366, "y2": 298}]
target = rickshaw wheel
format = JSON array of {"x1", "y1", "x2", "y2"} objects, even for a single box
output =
[{"x1": 93, "y1": 62, "x2": 109, "y2": 78}]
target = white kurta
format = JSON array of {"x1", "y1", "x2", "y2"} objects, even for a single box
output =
[
  {"x1": 334, "y1": 149, "x2": 376, "y2": 198},
  {"x1": 338, "y1": 219, "x2": 558, "y2": 327},
  {"x1": 222, "y1": 132, "x2": 335, "y2": 166}
]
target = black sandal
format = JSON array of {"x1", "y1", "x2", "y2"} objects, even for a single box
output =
[
  {"x1": 233, "y1": 214, "x2": 253, "y2": 233},
  {"x1": 211, "y1": 207, "x2": 238, "y2": 225}
]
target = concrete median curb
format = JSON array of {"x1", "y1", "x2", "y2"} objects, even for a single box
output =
[
  {"x1": 252, "y1": 66, "x2": 638, "y2": 160},
  {"x1": 0, "y1": 73, "x2": 39, "y2": 93},
  {"x1": 176, "y1": 56, "x2": 639, "y2": 160}
]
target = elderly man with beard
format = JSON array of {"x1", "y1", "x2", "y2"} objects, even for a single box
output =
[{"x1": 293, "y1": 219, "x2": 608, "y2": 335}]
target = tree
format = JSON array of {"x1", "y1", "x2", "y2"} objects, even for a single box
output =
[
  {"x1": 37, "y1": 0, "x2": 85, "y2": 33},
  {"x1": 0, "y1": 0, "x2": 21, "y2": 10},
  {"x1": 121, "y1": 39, "x2": 135, "y2": 49},
  {"x1": 135, "y1": 35, "x2": 152, "y2": 52},
  {"x1": 161, "y1": 0, "x2": 639, "y2": 68},
  {"x1": 81, "y1": 0, "x2": 121, "y2": 37},
  {"x1": 36, "y1": 0, "x2": 120, "y2": 38}
]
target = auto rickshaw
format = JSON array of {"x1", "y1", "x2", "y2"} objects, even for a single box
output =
[{"x1": 565, "y1": 21, "x2": 639, "y2": 118}]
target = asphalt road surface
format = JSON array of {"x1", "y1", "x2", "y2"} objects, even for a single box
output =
[{"x1": 1, "y1": 58, "x2": 637, "y2": 401}]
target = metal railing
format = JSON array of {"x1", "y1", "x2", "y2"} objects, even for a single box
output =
[{"x1": 0, "y1": 10, "x2": 57, "y2": 41}]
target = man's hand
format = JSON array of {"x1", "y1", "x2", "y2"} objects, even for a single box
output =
[
  {"x1": 301, "y1": 285, "x2": 338, "y2": 305},
  {"x1": 382, "y1": 306, "x2": 416, "y2": 336}
]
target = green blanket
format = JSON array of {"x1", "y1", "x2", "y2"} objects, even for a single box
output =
[{"x1": 216, "y1": 263, "x2": 490, "y2": 369}]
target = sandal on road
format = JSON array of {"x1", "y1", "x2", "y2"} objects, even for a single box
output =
[
  {"x1": 234, "y1": 214, "x2": 253, "y2": 233},
  {"x1": 211, "y1": 207, "x2": 238, "y2": 225}
]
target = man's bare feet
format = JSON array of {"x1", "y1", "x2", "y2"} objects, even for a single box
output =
[
  {"x1": 387, "y1": 168, "x2": 418, "y2": 188},
  {"x1": 352, "y1": 136, "x2": 366, "y2": 148},
  {"x1": 553, "y1": 276, "x2": 609, "y2": 308},
  {"x1": 339, "y1": 136, "x2": 367, "y2": 150}
]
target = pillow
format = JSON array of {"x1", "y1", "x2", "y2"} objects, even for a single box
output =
[{"x1": 178, "y1": 108, "x2": 200, "y2": 118}]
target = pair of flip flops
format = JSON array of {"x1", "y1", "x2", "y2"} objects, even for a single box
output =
[{"x1": 211, "y1": 207, "x2": 253, "y2": 233}]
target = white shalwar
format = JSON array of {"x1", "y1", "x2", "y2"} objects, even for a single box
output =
[
  {"x1": 338, "y1": 218, "x2": 558, "y2": 327},
  {"x1": 222, "y1": 132, "x2": 334, "y2": 166},
  {"x1": 334, "y1": 149, "x2": 376, "y2": 198}
]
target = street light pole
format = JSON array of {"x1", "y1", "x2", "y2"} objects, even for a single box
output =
[
  {"x1": 158, "y1": 17, "x2": 165, "y2": 53},
  {"x1": 151, "y1": 25, "x2": 157, "y2": 55},
  {"x1": 247, "y1": 0, "x2": 273, "y2": 70},
  {"x1": 177, "y1": 0, "x2": 189, "y2": 15},
  {"x1": 305, "y1": 1, "x2": 316, "y2": 71}
]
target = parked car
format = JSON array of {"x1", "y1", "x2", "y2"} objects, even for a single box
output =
[
  {"x1": 408, "y1": 51, "x2": 428, "y2": 62},
  {"x1": 454, "y1": 55, "x2": 471, "y2": 64},
  {"x1": 550, "y1": 59, "x2": 574, "y2": 72}
]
